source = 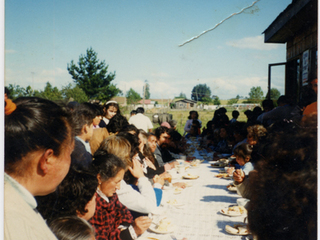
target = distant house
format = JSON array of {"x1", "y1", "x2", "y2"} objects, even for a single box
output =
[
  {"x1": 136, "y1": 99, "x2": 155, "y2": 109},
  {"x1": 174, "y1": 99, "x2": 197, "y2": 109},
  {"x1": 110, "y1": 96, "x2": 127, "y2": 107}
]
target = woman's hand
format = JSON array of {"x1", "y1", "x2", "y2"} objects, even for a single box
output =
[
  {"x1": 233, "y1": 169, "x2": 245, "y2": 183},
  {"x1": 172, "y1": 182, "x2": 187, "y2": 189},
  {"x1": 128, "y1": 157, "x2": 145, "y2": 179},
  {"x1": 132, "y1": 216, "x2": 152, "y2": 236}
]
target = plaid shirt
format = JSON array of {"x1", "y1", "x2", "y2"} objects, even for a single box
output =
[{"x1": 89, "y1": 193, "x2": 133, "y2": 240}]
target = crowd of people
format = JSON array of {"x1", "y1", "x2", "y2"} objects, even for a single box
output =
[{"x1": 4, "y1": 82, "x2": 317, "y2": 240}]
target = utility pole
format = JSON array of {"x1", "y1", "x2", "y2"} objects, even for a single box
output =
[{"x1": 143, "y1": 80, "x2": 147, "y2": 109}]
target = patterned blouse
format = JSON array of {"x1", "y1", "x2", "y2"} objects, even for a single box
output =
[{"x1": 89, "y1": 193, "x2": 134, "y2": 240}]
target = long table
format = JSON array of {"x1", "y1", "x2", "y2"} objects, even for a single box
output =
[{"x1": 138, "y1": 145, "x2": 249, "y2": 240}]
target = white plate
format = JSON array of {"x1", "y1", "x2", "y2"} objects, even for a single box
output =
[
  {"x1": 149, "y1": 223, "x2": 175, "y2": 234},
  {"x1": 211, "y1": 163, "x2": 227, "y2": 168},
  {"x1": 225, "y1": 225, "x2": 249, "y2": 235},
  {"x1": 182, "y1": 174, "x2": 199, "y2": 179},
  {"x1": 220, "y1": 207, "x2": 244, "y2": 217},
  {"x1": 227, "y1": 186, "x2": 237, "y2": 192},
  {"x1": 173, "y1": 188, "x2": 183, "y2": 194}
]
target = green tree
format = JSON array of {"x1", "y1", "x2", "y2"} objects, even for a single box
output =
[
  {"x1": 227, "y1": 95, "x2": 240, "y2": 105},
  {"x1": 176, "y1": 92, "x2": 186, "y2": 99},
  {"x1": 34, "y1": 82, "x2": 63, "y2": 101},
  {"x1": 61, "y1": 83, "x2": 89, "y2": 103},
  {"x1": 266, "y1": 88, "x2": 281, "y2": 100},
  {"x1": 144, "y1": 82, "x2": 150, "y2": 99},
  {"x1": 67, "y1": 47, "x2": 121, "y2": 101},
  {"x1": 191, "y1": 84, "x2": 211, "y2": 102},
  {"x1": 202, "y1": 96, "x2": 212, "y2": 105},
  {"x1": 126, "y1": 88, "x2": 141, "y2": 105},
  {"x1": 7, "y1": 84, "x2": 34, "y2": 99},
  {"x1": 246, "y1": 86, "x2": 264, "y2": 103},
  {"x1": 213, "y1": 96, "x2": 221, "y2": 105}
]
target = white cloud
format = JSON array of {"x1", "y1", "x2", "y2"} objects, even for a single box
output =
[
  {"x1": 226, "y1": 35, "x2": 279, "y2": 50},
  {"x1": 5, "y1": 67, "x2": 71, "y2": 90}
]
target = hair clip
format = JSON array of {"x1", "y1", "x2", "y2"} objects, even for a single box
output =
[
  {"x1": 5, "y1": 99, "x2": 17, "y2": 115},
  {"x1": 105, "y1": 100, "x2": 118, "y2": 105}
]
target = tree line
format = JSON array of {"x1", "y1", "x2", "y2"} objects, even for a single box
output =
[
  {"x1": 175, "y1": 84, "x2": 281, "y2": 106},
  {"x1": 6, "y1": 48, "x2": 281, "y2": 105}
]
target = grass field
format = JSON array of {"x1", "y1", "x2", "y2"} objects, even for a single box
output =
[{"x1": 123, "y1": 107, "x2": 248, "y2": 135}]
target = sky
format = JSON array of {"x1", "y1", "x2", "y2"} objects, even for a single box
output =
[{"x1": 4, "y1": 0, "x2": 293, "y2": 100}]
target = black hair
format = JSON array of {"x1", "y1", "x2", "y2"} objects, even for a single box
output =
[
  {"x1": 5, "y1": 87, "x2": 10, "y2": 97},
  {"x1": 232, "y1": 110, "x2": 240, "y2": 118},
  {"x1": 104, "y1": 101, "x2": 120, "y2": 115},
  {"x1": 119, "y1": 124, "x2": 139, "y2": 136},
  {"x1": 72, "y1": 103, "x2": 97, "y2": 136},
  {"x1": 187, "y1": 110, "x2": 199, "y2": 120},
  {"x1": 5, "y1": 97, "x2": 74, "y2": 175},
  {"x1": 106, "y1": 114, "x2": 129, "y2": 133},
  {"x1": 154, "y1": 126, "x2": 171, "y2": 139},
  {"x1": 130, "y1": 110, "x2": 137, "y2": 115},
  {"x1": 91, "y1": 151, "x2": 126, "y2": 182},
  {"x1": 233, "y1": 143, "x2": 252, "y2": 162},
  {"x1": 48, "y1": 216, "x2": 95, "y2": 240},
  {"x1": 136, "y1": 107, "x2": 145, "y2": 114},
  {"x1": 91, "y1": 103, "x2": 104, "y2": 116},
  {"x1": 277, "y1": 95, "x2": 288, "y2": 105},
  {"x1": 262, "y1": 99, "x2": 274, "y2": 111},
  {"x1": 248, "y1": 128, "x2": 317, "y2": 240},
  {"x1": 51, "y1": 167, "x2": 98, "y2": 220}
]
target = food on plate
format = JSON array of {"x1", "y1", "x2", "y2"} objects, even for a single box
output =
[
  {"x1": 183, "y1": 173, "x2": 199, "y2": 179},
  {"x1": 190, "y1": 159, "x2": 201, "y2": 167},
  {"x1": 215, "y1": 173, "x2": 230, "y2": 178},
  {"x1": 227, "y1": 183, "x2": 237, "y2": 191},
  {"x1": 174, "y1": 187, "x2": 183, "y2": 194},
  {"x1": 156, "y1": 218, "x2": 172, "y2": 232},
  {"x1": 167, "y1": 199, "x2": 178, "y2": 205},
  {"x1": 221, "y1": 206, "x2": 246, "y2": 215},
  {"x1": 225, "y1": 225, "x2": 239, "y2": 234},
  {"x1": 225, "y1": 224, "x2": 249, "y2": 235},
  {"x1": 211, "y1": 162, "x2": 227, "y2": 167}
]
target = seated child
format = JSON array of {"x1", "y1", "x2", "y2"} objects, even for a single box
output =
[{"x1": 48, "y1": 216, "x2": 95, "y2": 240}]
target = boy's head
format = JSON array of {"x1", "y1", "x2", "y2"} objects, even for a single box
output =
[
  {"x1": 232, "y1": 110, "x2": 240, "y2": 119},
  {"x1": 73, "y1": 103, "x2": 97, "y2": 141}
]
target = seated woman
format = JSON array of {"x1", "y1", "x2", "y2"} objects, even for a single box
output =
[
  {"x1": 116, "y1": 132, "x2": 164, "y2": 218},
  {"x1": 212, "y1": 126, "x2": 232, "y2": 160},
  {"x1": 89, "y1": 151, "x2": 151, "y2": 240},
  {"x1": 5, "y1": 97, "x2": 74, "y2": 239},
  {"x1": 48, "y1": 216, "x2": 95, "y2": 240},
  {"x1": 183, "y1": 110, "x2": 202, "y2": 136},
  {"x1": 99, "y1": 135, "x2": 161, "y2": 218}
]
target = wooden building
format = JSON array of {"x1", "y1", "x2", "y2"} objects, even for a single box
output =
[
  {"x1": 263, "y1": 0, "x2": 317, "y2": 105},
  {"x1": 174, "y1": 99, "x2": 197, "y2": 109}
]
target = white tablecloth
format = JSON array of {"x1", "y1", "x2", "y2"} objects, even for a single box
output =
[{"x1": 138, "y1": 159, "x2": 248, "y2": 240}]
